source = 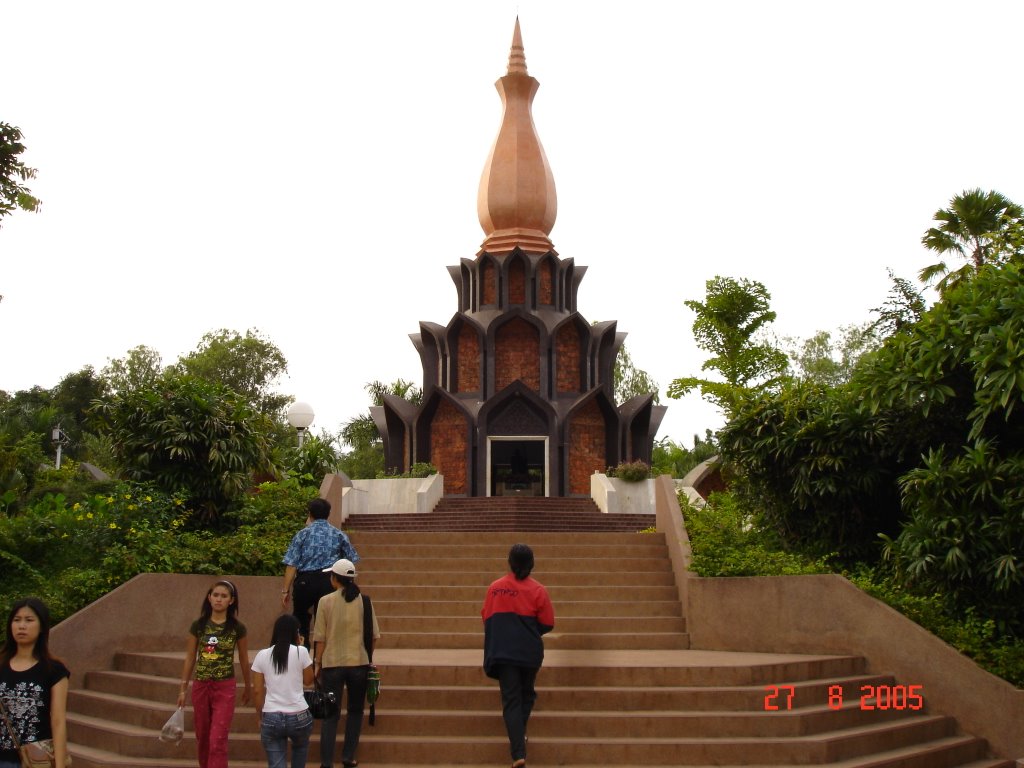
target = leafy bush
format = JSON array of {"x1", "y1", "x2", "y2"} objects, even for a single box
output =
[
  {"x1": 0, "y1": 477, "x2": 317, "y2": 627},
  {"x1": 679, "y1": 489, "x2": 1024, "y2": 686},
  {"x1": 607, "y1": 460, "x2": 650, "y2": 482},
  {"x1": 681, "y1": 491, "x2": 832, "y2": 577},
  {"x1": 718, "y1": 380, "x2": 905, "y2": 562},
  {"x1": 377, "y1": 462, "x2": 437, "y2": 479},
  {"x1": 847, "y1": 566, "x2": 1024, "y2": 687}
]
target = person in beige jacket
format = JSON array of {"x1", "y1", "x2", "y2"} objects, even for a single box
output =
[{"x1": 312, "y1": 559, "x2": 380, "y2": 768}]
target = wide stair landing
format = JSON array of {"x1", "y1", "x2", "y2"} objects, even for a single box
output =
[
  {"x1": 345, "y1": 496, "x2": 656, "y2": 531},
  {"x1": 65, "y1": 531, "x2": 1011, "y2": 768}
]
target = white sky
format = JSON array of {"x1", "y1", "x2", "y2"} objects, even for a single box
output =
[{"x1": 3, "y1": 1, "x2": 1023, "y2": 446}]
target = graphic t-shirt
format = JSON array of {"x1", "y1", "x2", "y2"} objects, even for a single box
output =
[
  {"x1": 0, "y1": 658, "x2": 71, "y2": 762},
  {"x1": 189, "y1": 619, "x2": 247, "y2": 681}
]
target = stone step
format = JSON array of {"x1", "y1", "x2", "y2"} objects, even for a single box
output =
[
  {"x1": 110, "y1": 648, "x2": 871, "y2": 687},
  {"x1": 381, "y1": 630, "x2": 691, "y2": 651},
  {"x1": 357, "y1": 555, "x2": 671, "y2": 572},
  {"x1": 348, "y1": 582, "x2": 679, "y2": 598},
  {"x1": 350, "y1": 541, "x2": 670, "y2": 557},
  {"x1": 60, "y1": 525, "x2": 1013, "y2": 767},
  {"x1": 379, "y1": 614, "x2": 685, "y2": 633},
  {"x1": 366, "y1": 599, "x2": 683, "y2": 618},
  {"x1": 359, "y1": 571, "x2": 678, "y2": 588},
  {"x1": 350, "y1": 536, "x2": 655, "y2": 548},
  {"x1": 347, "y1": 520, "x2": 656, "y2": 532},
  {"x1": 64, "y1": 710, "x2": 976, "y2": 763}
]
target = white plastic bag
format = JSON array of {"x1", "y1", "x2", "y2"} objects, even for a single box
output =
[{"x1": 159, "y1": 707, "x2": 185, "y2": 745}]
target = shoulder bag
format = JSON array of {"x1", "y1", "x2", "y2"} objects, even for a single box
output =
[
  {"x1": 0, "y1": 695, "x2": 71, "y2": 767},
  {"x1": 362, "y1": 594, "x2": 381, "y2": 726}
]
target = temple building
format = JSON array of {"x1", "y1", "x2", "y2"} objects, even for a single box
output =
[{"x1": 371, "y1": 19, "x2": 665, "y2": 497}]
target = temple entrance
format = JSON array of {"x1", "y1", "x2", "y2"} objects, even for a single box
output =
[{"x1": 488, "y1": 437, "x2": 547, "y2": 497}]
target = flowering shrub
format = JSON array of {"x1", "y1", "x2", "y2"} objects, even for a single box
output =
[{"x1": 606, "y1": 460, "x2": 650, "y2": 482}]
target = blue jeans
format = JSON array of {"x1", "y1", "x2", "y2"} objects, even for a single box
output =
[
  {"x1": 320, "y1": 665, "x2": 369, "y2": 767},
  {"x1": 260, "y1": 709, "x2": 313, "y2": 768}
]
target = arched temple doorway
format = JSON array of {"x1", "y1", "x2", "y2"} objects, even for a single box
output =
[{"x1": 488, "y1": 437, "x2": 548, "y2": 497}]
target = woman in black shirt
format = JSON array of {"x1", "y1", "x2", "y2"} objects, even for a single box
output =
[{"x1": 0, "y1": 598, "x2": 70, "y2": 768}]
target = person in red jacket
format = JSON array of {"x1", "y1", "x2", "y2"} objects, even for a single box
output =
[{"x1": 481, "y1": 543, "x2": 555, "y2": 768}]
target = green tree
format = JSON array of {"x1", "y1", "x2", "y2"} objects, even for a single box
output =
[
  {"x1": 650, "y1": 432, "x2": 717, "y2": 478},
  {"x1": 0, "y1": 123, "x2": 41, "y2": 227},
  {"x1": 719, "y1": 379, "x2": 905, "y2": 560},
  {"x1": 919, "y1": 188, "x2": 1024, "y2": 293},
  {"x1": 93, "y1": 373, "x2": 276, "y2": 524},
  {"x1": 783, "y1": 324, "x2": 877, "y2": 387},
  {"x1": 613, "y1": 343, "x2": 660, "y2": 404},
  {"x1": 869, "y1": 270, "x2": 927, "y2": 338},
  {"x1": 339, "y1": 380, "x2": 422, "y2": 479},
  {"x1": 101, "y1": 345, "x2": 164, "y2": 395},
  {"x1": 668, "y1": 276, "x2": 788, "y2": 413},
  {"x1": 859, "y1": 260, "x2": 1024, "y2": 622},
  {"x1": 175, "y1": 329, "x2": 290, "y2": 415}
]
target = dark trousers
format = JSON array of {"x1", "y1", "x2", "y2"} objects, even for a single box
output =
[
  {"x1": 292, "y1": 570, "x2": 333, "y2": 647},
  {"x1": 320, "y1": 665, "x2": 370, "y2": 766},
  {"x1": 496, "y1": 664, "x2": 539, "y2": 762}
]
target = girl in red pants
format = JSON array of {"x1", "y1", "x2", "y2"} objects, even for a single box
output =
[{"x1": 178, "y1": 580, "x2": 252, "y2": 768}]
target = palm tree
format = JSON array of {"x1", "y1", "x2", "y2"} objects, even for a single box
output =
[{"x1": 919, "y1": 188, "x2": 1024, "y2": 293}]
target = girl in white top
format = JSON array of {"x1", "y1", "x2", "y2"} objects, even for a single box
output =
[{"x1": 251, "y1": 615, "x2": 314, "y2": 768}]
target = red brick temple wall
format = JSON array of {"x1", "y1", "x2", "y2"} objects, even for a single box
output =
[
  {"x1": 568, "y1": 399, "x2": 606, "y2": 494},
  {"x1": 509, "y1": 259, "x2": 526, "y2": 304},
  {"x1": 538, "y1": 259, "x2": 554, "y2": 305},
  {"x1": 430, "y1": 399, "x2": 469, "y2": 495},
  {"x1": 456, "y1": 325, "x2": 480, "y2": 393},
  {"x1": 495, "y1": 318, "x2": 540, "y2": 391},
  {"x1": 555, "y1": 323, "x2": 581, "y2": 394},
  {"x1": 481, "y1": 260, "x2": 496, "y2": 305}
]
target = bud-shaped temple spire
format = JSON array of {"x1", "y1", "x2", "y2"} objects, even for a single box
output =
[{"x1": 477, "y1": 17, "x2": 557, "y2": 255}]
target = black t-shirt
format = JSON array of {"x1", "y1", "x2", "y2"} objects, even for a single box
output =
[{"x1": 0, "y1": 658, "x2": 71, "y2": 761}]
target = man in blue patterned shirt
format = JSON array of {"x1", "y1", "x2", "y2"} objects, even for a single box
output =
[{"x1": 281, "y1": 498, "x2": 360, "y2": 646}]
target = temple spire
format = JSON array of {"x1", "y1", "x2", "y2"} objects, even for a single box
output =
[
  {"x1": 477, "y1": 17, "x2": 557, "y2": 255},
  {"x1": 507, "y1": 17, "x2": 527, "y2": 75}
]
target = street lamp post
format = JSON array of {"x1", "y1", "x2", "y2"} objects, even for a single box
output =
[
  {"x1": 51, "y1": 425, "x2": 69, "y2": 469},
  {"x1": 287, "y1": 401, "x2": 315, "y2": 449}
]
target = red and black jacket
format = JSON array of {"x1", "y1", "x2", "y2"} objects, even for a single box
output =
[{"x1": 481, "y1": 573, "x2": 555, "y2": 679}]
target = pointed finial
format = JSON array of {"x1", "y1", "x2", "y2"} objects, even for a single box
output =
[
  {"x1": 477, "y1": 16, "x2": 557, "y2": 255},
  {"x1": 507, "y1": 16, "x2": 528, "y2": 75}
]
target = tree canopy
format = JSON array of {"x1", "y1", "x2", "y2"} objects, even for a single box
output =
[
  {"x1": 668, "y1": 276, "x2": 788, "y2": 412},
  {"x1": 0, "y1": 123, "x2": 41, "y2": 227},
  {"x1": 919, "y1": 188, "x2": 1024, "y2": 294}
]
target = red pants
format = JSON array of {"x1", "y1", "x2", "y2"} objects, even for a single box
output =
[{"x1": 192, "y1": 679, "x2": 236, "y2": 768}]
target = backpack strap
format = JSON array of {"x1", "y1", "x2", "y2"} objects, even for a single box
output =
[{"x1": 361, "y1": 594, "x2": 374, "y2": 664}]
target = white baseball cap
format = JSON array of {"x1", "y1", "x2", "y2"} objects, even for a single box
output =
[{"x1": 323, "y1": 559, "x2": 357, "y2": 578}]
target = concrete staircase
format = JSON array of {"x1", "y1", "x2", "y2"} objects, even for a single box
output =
[
  {"x1": 345, "y1": 496, "x2": 656, "y2": 532},
  {"x1": 63, "y1": 530, "x2": 1012, "y2": 767}
]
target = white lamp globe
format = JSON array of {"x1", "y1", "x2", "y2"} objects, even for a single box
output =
[{"x1": 287, "y1": 401, "x2": 315, "y2": 430}]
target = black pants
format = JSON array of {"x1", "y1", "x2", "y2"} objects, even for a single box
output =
[
  {"x1": 320, "y1": 665, "x2": 370, "y2": 766},
  {"x1": 292, "y1": 570, "x2": 333, "y2": 646},
  {"x1": 496, "y1": 664, "x2": 539, "y2": 762}
]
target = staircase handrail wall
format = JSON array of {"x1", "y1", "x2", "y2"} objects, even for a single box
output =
[
  {"x1": 657, "y1": 477, "x2": 1021, "y2": 760},
  {"x1": 50, "y1": 573, "x2": 282, "y2": 688},
  {"x1": 687, "y1": 574, "x2": 1024, "y2": 761},
  {"x1": 347, "y1": 474, "x2": 444, "y2": 516},
  {"x1": 653, "y1": 474, "x2": 692, "y2": 617}
]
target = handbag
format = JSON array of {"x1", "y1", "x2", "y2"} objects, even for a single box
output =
[
  {"x1": 304, "y1": 679, "x2": 339, "y2": 719},
  {"x1": 0, "y1": 697, "x2": 71, "y2": 768}
]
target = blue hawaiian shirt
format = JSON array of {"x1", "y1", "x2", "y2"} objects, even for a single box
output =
[{"x1": 282, "y1": 519, "x2": 360, "y2": 571}]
